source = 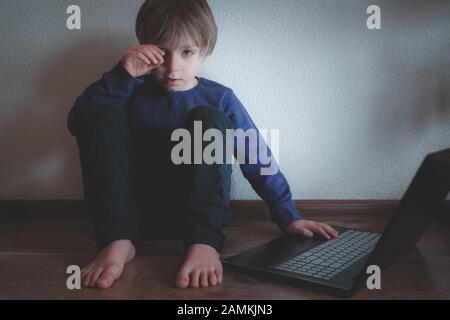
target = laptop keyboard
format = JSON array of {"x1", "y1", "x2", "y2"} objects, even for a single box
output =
[{"x1": 272, "y1": 229, "x2": 381, "y2": 280}]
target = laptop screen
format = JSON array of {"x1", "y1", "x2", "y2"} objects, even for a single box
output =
[{"x1": 367, "y1": 150, "x2": 450, "y2": 269}]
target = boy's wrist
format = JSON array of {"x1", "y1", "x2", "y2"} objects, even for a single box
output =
[
  {"x1": 120, "y1": 59, "x2": 149, "y2": 79},
  {"x1": 270, "y1": 201, "x2": 303, "y2": 232},
  {"x1": 115, "y1": 61, "x2": 146, "y2": 81}
]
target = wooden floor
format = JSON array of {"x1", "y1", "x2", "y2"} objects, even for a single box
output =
[{"x1": 1, "y1": 200, "x2": 449, "y2": 300}]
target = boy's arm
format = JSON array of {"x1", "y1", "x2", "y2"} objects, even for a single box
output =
[
  {"x1": 67, "y1": 61, "x2": 145, "y2": 137},
  {"x1": 221, "y1": 90, "x2": 302, "y2": 232}
]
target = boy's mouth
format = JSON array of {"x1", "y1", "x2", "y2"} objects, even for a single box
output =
[{"x1": 167, "y1": 78, "x2": 179, "y2": 85}]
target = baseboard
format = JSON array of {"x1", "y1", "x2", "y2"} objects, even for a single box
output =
[{"x1": 0, "y1": 199, "x2": 400, "y2": 220}]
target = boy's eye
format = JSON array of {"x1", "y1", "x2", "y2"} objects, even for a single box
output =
[{"x1": 157, "y1": 48, "x2": 195, "y2": 56}]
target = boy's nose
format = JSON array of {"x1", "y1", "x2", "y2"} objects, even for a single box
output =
[{"x1": 164, "y1": 55, "x2": 180, "y2": 73}]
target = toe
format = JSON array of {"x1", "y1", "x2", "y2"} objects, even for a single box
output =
[
  {"x1": 81, "y1": 267, "x2": 89, "y2": 277},
  {"x1": 83, "y1": 271, "x2": 93, "y2": 288},
  {"x1": 96, "y1": 269, "x2": 118, "y2": 289},
  {"x1": 208, "y1": 270, "x2": 218, "y2": 286},
  {"x1": 190, "y1": 270, "x2": 200, "y2": 288},
  {"x1": 89, "y1": 268, "x2": 104, "y2": 288},
  {"x1": 176, "y1": 267, "x2": 190, "y2": 289},
  {"x1": 216, "y1": 269, "x2": 223, "y2": 284},
  {"x1": 200, "y1": 271, "x2": 209, "y2": 288}
]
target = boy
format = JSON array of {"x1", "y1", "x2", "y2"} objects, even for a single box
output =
[{"x1": 67, "y1": 0, "x2": 338, "y2": 290}]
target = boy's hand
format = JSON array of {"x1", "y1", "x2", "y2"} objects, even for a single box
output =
[
  {"x1": 121, "y1": 44, "x2": 165, "y2": 78},
  {"x1": 285, "y1": 220, "x2": 339, "y2": 240}
]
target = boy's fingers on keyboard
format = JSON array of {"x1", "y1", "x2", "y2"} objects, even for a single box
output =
[
  {"x1": 320, "y1": 223, "x2": 339, "y2": 238},
  {"x1": 300, "y1": 227, "x2": 314, "y2": 238},
  {"x1": 329, "y1": 225, "x2": 339, "y2": 234},
  {"x1": 290, "y1": 225, "x2": 313, "y2": 238},
  {"x1": 309, "y1": 224, "x2": 331, "y2": 240}
]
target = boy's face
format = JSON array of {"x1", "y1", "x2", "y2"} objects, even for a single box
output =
[{"x1": 151, "y1": 38, "x2": 208, "y2": 92}]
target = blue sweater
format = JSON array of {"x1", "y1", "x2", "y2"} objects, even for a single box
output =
[{"x1": 67, "y1": 61, "x2": 302, "y2": 231}]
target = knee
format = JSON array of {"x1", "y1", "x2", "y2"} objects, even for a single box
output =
[
  {"x1": 185, "y1": 106, "x2": 233, "y2": 131},
  {"x1": 71, "y1": 107, "x2": 127, "y2": 137},
  {"x1": 90, "y1": 107, "x2": 127, "y2": 128}
]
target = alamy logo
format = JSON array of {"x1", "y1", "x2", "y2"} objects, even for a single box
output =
[
  {"x1": 366, "y1": 265, "x2": 381, "y2": 290},
  {"x1": 66, "y1": 265, "x2": 81, "y2": 290},
  {"x1": 367, "y1": 5, "x2": 381, "y2": 30},
  {"x1": 66, "y1": 5, "x2": 81, "y2": 30},
  {"x1": 170, "y1": 121, "x2": 280, "y2": 176}
]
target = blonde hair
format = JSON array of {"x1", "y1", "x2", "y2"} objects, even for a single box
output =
[{"x1": 135, "y1": 0, "x2": 218, "y2": 57}]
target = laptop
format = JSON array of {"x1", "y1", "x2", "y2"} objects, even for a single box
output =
[{"x1": 223, "y1": 150, "x2": 450, "y2": 296}]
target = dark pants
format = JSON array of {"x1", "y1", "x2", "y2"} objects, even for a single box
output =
[{"x1": 69, "y1": 106, "x2": 233, "y2": 252}]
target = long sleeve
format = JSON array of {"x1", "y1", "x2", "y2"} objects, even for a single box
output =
[
  {"x1": 67, "y1": 61, "x2": 145, "y2": 137},
  {"x1": 221, "y1": 89, "x2": 302, "y2": 231}
]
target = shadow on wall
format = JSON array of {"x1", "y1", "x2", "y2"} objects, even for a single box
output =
[
  {"x1": 368, "y1": 45, "x2": 450, "y2": 149},
  {"x1": 321, "y1": 0, "x2": 450, "y2": 198},
  {"x1": 364, "y1": 0, "x2": 450, "y2": 157},
  {"x1": 0, "y1": 35, "x2": 128, "y2": 199}
]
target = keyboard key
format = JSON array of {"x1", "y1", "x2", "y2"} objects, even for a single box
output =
[{"x1": 272, "y1": 229, "x2": 380, "y2": 280}]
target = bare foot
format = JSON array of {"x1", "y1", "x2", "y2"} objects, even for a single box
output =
[
  {"x1": 176, "y1": 244, "x2": 223, "y2": 288},
  {"x1": 81, "y1": 239, "x2": 136, "y2": 289}
]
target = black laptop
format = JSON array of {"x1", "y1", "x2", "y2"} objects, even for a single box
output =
[{"x1": 223, "y1": 150, "x2": 450, "y2": 296}]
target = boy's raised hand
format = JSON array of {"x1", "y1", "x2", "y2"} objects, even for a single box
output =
[
  {"x1": 121, "y1": 44, "x2": 166, "y2": 78},
  {"x1": 285, "y1": 220, "x2": 339, "y2": 240}
]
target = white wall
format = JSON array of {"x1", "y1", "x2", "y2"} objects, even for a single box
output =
[{"x1": 0, "y1": 0, "x2": 449, "y2": 200}]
